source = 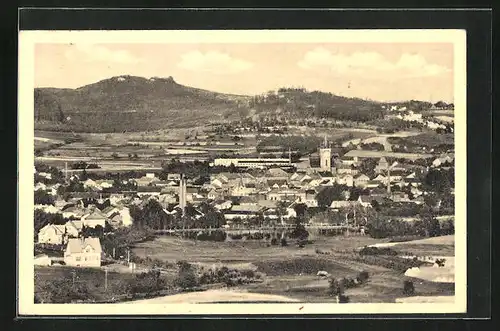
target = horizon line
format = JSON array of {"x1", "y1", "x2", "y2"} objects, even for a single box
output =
[{"x1": 34, "y1": 74, "x2": 454, "y2": 104}]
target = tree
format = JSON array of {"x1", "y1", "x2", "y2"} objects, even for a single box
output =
[
  {"x1": 276, "y1": 200, "x2": 289, "y2": 223},
  {"x1": 316, "y1": 185, "x2": 347, "y2": 208},
  {"x1": 34, "y1": 209, "x2": 65, "y2": 234},
  {"x1": 293, "y1": 203, "x2": 308, "y2": 220},
  {"x1": 403, "y1": 280, "x2": 415, "y2": 295},
  {"x1": 175, "y1": 261, "x2": 198, "y2": 289},
  {"x1": 34, "y1": 190, "x2": 55, "y2": 205}
]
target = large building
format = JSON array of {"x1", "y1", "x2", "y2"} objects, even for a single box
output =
[
  {"x1": 212, "y1": 157, "x2": 292, "y2": 169},
  {"x1": 342, "y1": 149, "x2": 434, "y2": 162}
]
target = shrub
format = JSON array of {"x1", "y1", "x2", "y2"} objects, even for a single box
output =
[
  {"x1": 327, "y1": 278, "x2": 343, "y2": 297},
  {"x1": 175, "y1": 261, "x2": 198, "y2": 289},
  {"x1": 359, "y1": 246, "x2": 398, "y2": 256},
  {"x1": 338, "y1": 294, "x2": 350, "y2": 303},
  {"x1": 280, "y1": 238, "x2": 288, "y2": 246},
  {"x1": 241, "y1": 269, "x2": 255, "y2": 278},
  {"x1": 271, "y1": 238, "x2": 279, "y2": 245},
  {"x1": 403, "y1": 280, "x2": 415, "y2": 295},
  {"x1": 356, "y1": 270, "x2": 370, "y2": 283}
]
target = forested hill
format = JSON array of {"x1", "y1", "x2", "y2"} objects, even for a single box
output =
[
  {"x1": 246, "y1": 88, "x2": 385, "y2": 122},
  {"x1": 35, "y1": 76, "x2": 396, "y2": 133},
  {"x1": 34, "y1": 75, "x2": 250, "y2": 132}
]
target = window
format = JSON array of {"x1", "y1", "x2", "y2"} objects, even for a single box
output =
[{"x1": 76, "y1": 257, "x2": 81, "y2": 261}]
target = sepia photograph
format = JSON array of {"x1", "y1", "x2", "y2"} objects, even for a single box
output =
[{"x1": 18, "y1": 29, "x2": 467, "y2": 315}]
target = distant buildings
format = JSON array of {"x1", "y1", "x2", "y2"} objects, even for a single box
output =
[{"x1": 212, "y1": 157, "x2": 291, "y2": 168}]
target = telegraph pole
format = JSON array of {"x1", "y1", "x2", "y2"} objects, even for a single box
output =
[
  {"x1": 386, "y1": 163, "x2": 391, "y2": 195},
  {"x1": 104, "y1": 268, "x2": 108, "y2": 292}
]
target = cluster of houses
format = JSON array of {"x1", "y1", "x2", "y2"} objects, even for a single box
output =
[{"x1": 35, "y1": 148, "x2": 455, "y2": 237}]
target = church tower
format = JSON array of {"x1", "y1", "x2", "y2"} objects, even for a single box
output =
[{"x1": 319, "y1": 136, "x2": 332, "y2": 172}]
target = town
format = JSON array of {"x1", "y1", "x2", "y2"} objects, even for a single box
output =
[{"x1": 34, "y1": 99, "x2": 455, "y2": 304}]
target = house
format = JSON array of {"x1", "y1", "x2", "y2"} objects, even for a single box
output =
[
  {"x1": 432, "y1": 154, "x2": 454, "y2": 167},
  {"x1": 298, "y1": 189, "x2": 318, "y2": 207},
  {"x1": 34, "y1": 254, "x2": 52, "y2": 266},
  {"x1": 65, "y1": 220, "x2": 83, "y2": 238},
  {"x1": 336, "y1": 163, "x2": 358, "y2": 175},
  {"x1": 207, "y1": 189, "x2": 221, "y2": 200},
  {"x1": 167, "y1": 173, "x2": 182, "y2": 181},
  {"x1": 340, "y1": 156, "x2": 357, "y2": 166},
  {"x1": 34, "y1": 182, "x2": 47, "y2": 191},
  {"x1": 109, "y1": 193, "x2": 126, "y2": 205},
  {"x1": 37, "y1": 224, "x2": 66, "y2": 245},
  {"x1": 134, "y1": 173, "x2": 161, "y2": 187},
  {"x1": 81, "y1": 209, "x2": 107, "y2": 228},
  {"x1": 388, "y1": 169, "x2": 406, "y2": 182},
  {"x1": 239, "y1": 195, "x2": 259, "y2": 206},
  {"x1": 267, "y1": 189, "x2": 306, "y2": 202},
  {"x1": 374, "y1": 157, "x2": 389, "y2": 173},
  {"x1": 137, "y1": 186, "x2": 162, "y2": 197},
  {"x1": 64, "y1": 237, "x2": 102, "y2": 267},
  {"x1": 213, "y1": 200, "x2": 232, "y2": 211},
  {"x1": 364, "y1": 180, "x2": 382, "y2": 189},
  {"x1": 370, "y1": 187, "x2": 388, "y2": 197},
  {"x1": 34, "y1": 204, "x2": 61, "y2": 214},
  {"x1": 83, "y1": 179, "x2": 100, "y2": 190},
  {"x1": 102, "y1": 206, "x2": 120, "y2": 218},
  {"x1": 330, "y1": 200, "x2": 358, "y2": 209},
  {"x1": 108, "y1": 207, "x2": 133, "y2": 227},
  {"x1": 336, "y1": 175, "x2": 354, "y2": 187},
  {"x1": 95, "y1": 180, "x2": 114, "y2": 189},
  {"x1": 224, "y1": 205, "x2": 264, "y2": 220},
  {"x1": 61, "y1": 205, "x2": 86, "y2": 219},
  {"x1": 265, "y1": 168, "x2": 290, "y2": 179},
  {"x1": 354, "y1": 174, "x2": 370, "y2": 188},
  {"x1": 390, "y1": 192, "x2": 410, "y2": 203},
  {"x1": 232, "y1": 183, "x2": 257, "y2": 197},
  {"x1": 411, "y1": 196, "x2": 425, "y2": 205},
  {"x1": 357, "y1": 195, "x2": 385, "y2": 208}
]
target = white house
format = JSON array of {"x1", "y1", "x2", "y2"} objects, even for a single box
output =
[
  {"x1": 81, "y1": 209, "x2": 107, "y2": 228},
  {"x1": 64, "y1": 237, "x2": 103, "y2": 267},
  {"x1": 354, "y1": 174, "x2": 370, "y2": 188},
  {"x1": 38, "y1": 224, "x2": 66, "y2": 245},
  {"x1": 34, "y1": 254, "x2": 52, "y2": 266}
]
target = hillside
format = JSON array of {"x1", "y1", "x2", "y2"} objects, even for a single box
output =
[
  {"x1": 247, "y1": 88, "x2": 385, "y2": 122},
  {"x1": 35, "y1": 76, "x2": 388, "y2": 133},
  {"x1": 34, "y1": 75, "x2": 250, "y2": 132}
]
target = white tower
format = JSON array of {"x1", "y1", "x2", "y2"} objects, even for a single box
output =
[
  {"x1": 179, "y1": 174, "x2": 187, "y2": 215},
  {"x1": 319, "y1": 136, "x2": 332, "y2": 172}
]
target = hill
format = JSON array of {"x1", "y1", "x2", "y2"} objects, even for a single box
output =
[
  {"x1": 35, "y1": 76, "x2": 392, "y2": 133},
  {"x1": 247, "y1": 88, "x2": 385, "y2": 122},
  {"x1": 34, "y1": 75, "x2": 250, "y2": 132}
]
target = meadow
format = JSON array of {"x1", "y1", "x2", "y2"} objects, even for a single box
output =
[{"x1": 131, "y1": 235, "x2": 455, "y2": 303}]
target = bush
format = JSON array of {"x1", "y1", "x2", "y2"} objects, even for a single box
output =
[
  {"x1": 327, "y1": 278, "x2": 343, "y2": 297},
  {"x1": 338, "y1": 294, "x2": 350, "y2": 303},
  {"x1": 403, "y1": 280, "x2": 415, "y2": 295},
  {"x1": 359, "y1": 246, "x2": 398, "y2": 256},
  {"x1": 280, "y1": 238, "x2": 288, "y2": 246},
  {"x1": 270, "y1": 238, "x2": 279, "y2": 245},
  {"x1": 175, "y1": 261, "x2": 198, "y2": 289},
  {"x1": 241, "y1": 269, "x2": 255, "y2": 278},
  {"x1": 356, "y1": 270, "x2": 370, "y2": 283}
]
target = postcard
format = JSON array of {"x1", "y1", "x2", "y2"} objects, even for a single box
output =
[{"x1": 18, "y1": 29, "x2": 466, "y2": 315}]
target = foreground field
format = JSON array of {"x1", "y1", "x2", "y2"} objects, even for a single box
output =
[
  {"x1": 124, "y1": 288, "x2": 300, "y2": 304},
  {"x1": 131, "y1": 235, "x2": 455, "y2": 303}
]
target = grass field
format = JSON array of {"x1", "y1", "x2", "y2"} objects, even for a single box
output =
[{"x1": 131, "y1": 235, "x2": 454, "y2": 303}]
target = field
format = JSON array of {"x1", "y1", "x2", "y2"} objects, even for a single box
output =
[
  {"x1": 131, "y1": 235, "x2": 455, "y2": 303},
  {"x1": 34, "y1": 126, "x2": 379, "y2": 171}
]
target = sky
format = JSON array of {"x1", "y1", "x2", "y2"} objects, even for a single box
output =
[{"x1": 35, "y1": 42, "x2": 454, "y2": 103}]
